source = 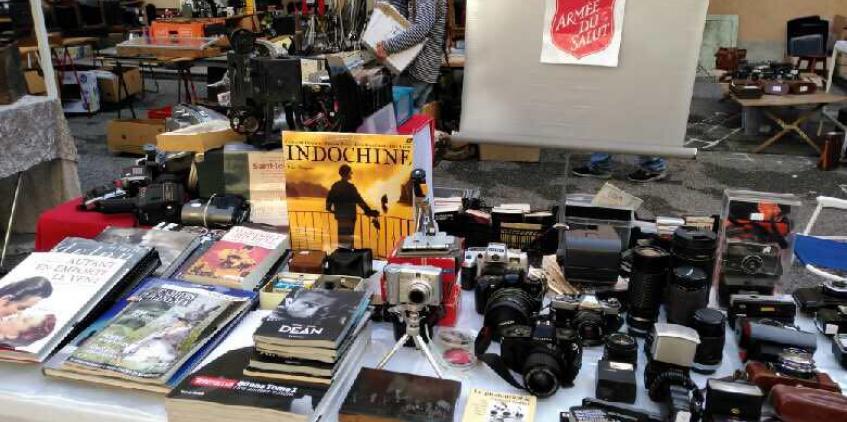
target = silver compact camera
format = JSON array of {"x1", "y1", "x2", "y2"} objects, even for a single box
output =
[
  {"x1": 479, "y1": 242, "x2": 529, "y2": 276},
  {"x1": 384, "y1": 264, "x2": 443, "y2": 307}
]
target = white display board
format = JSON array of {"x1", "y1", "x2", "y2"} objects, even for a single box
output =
[{"x1": 455, "y1": 0, "x2": 708, "y2": 157}]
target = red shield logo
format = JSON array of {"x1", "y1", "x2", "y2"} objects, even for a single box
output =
[{"x1": 550, "y1": 0, "x2": 616, "y2": 58}]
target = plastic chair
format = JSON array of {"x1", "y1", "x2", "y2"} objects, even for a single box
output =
[{"x1": 794, "y1": 196, "x2": 847, "y2": 282}]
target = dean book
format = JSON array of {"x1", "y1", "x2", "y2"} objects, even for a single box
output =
[{"x1": 254, "y1": 288, "x2": 369, "y2": 350}]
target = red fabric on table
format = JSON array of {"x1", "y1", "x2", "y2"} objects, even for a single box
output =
[{"x1": 35, "y1": 197, "x2": 137, "y2": 251}]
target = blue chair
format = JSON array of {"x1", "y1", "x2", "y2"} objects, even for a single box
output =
[{"x1": 794, "y1": 196, "x2": 847, "y2": 282}]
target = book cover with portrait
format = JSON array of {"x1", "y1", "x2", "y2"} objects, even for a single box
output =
[
  {"x1": 283, "y1": 131, "x2": 416, "y2": 258},
  {"x1": 0, "y1": 251, "x2": 127, "y2": 362}
]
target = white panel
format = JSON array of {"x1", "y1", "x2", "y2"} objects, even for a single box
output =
[{"x1": 457, "y1": 0, "x2": 709, "y2": 157}]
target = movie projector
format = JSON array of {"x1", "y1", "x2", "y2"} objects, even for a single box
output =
[{"x1": 377, "y1": 169, "x2": 464, "y2": 378}]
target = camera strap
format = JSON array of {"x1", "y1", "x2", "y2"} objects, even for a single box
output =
[{"x1": 474, "y1": 326, "x2": 528, "y2": 392}]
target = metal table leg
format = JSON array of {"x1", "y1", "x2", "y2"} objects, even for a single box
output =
[{"x1": 0, "y1": 173, "x2": 23, "y2": 272}]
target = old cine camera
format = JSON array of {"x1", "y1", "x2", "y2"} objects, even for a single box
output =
[
  {"x1": 498, "y1": 317, "x2": 583, "y2": 398},
  {"x1": 728, "y1": 294, "x2": 797, "y2": 327},
  {"x1": 745, "y1": 349, "x2": 842, "y2": 393},
  {"x1": 384, "y1": 264, "x2": 443, "y2": 307},
  {"x1": 793, "y1": 279, "x2": 847, "y2": 313},
  {"x1": 87, "y1": 182, "x2": 186, "y2": 226},
  {"x1": 551, "y1": 294, "x2": 623, "y2": 346},
  {"x1": 723, "y1": 240, "x2": 783, "y2": 277}
]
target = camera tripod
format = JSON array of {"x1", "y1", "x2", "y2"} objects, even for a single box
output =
[{"x1": 377, "y1": 304, "x2": 444, "y2": 378}]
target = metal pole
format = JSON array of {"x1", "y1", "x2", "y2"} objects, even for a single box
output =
[
  {"x1": 1, "y1": 173, "x2": 23, "y2": 271},
  {"x1": 29, "y1": 0, "x2": 59, "y2": 99}
]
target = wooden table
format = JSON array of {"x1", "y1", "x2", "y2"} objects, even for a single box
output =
[{"x1": 733, "y1": 93, "x2": 847, "y2": 153}]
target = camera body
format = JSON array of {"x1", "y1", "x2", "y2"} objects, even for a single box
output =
[
  {"x1": 745, "y1": 349, "x2": 841, "y2": 393},
  {"x1": 736, "y1": 319, "x2": 817, "y2": 364},
  {"x1": 499, "y1": 318, "x2": 582, "y2": 398},
  {"x1": 180, "y1": 195, "x2": 250, "y2": 229},
  {"x1": 793, "y1": 280, "x2": 847, "y2": 313},
  {"x1": 384, "y1": 264, "x2": 443, "y2": 307},
  {"x1": 474, "y1": 271, "x2": 544, "y2": 315},
  {"x1": 478, "y1": 242, "x2": 528, "y2": 277},
  {"x1": 551, "y1": 294, "x2": 623, "y2": 346},
  {"x1": 723, "y1": 240, "x2": 783, "y2": 277},
  {"x1": 728, "y1": 294, "x2": 796, "y2": 327},
  {"x1": 460, "y1": 247, "x2": 486, "y2": 290},
  {"x1": 704, "y1": 379, "x2": 764, "y2": 421},
  {"x1": 816, "y1": 305, "x2": 847, "y2": 336}
]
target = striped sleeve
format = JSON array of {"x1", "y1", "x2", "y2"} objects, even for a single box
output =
[{"x1": 383, "y1": 0, "x2": 436, "y2": 54}]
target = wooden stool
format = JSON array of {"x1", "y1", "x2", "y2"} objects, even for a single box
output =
[{"x1": 797, "y1": 55, "x2": 828, "y2": 77}]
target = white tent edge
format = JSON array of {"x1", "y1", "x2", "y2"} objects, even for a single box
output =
[{"x1": 28, "y1": 0, "x2": 59, "y2": 99}]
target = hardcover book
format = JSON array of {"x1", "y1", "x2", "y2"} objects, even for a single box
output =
[
  {"x1": 254, "y1": 289, "x2": 369, "y2": 350},
  {"x1": 0, "y1": 251, "x2": 128, "y2": 363},
  {"x1": 224, "y1": 149, "x2": 288, "y2": 228},
  {"x1": 56, "y1": 278, "x2": 253, "y2": 386},
  {"x1": 462, "y1": 388, "x2": 537, "y2": 422},
  {"x1": 182, "y1": 225, "x2": 289, "y2": 290},
  {"x1": 96, "y1": 227, "x2": 201, "y2": 277},
  {"x1": 283, "y1": 131, "x2": 415, "y2": 258},
  {"x1": 339, "y1": 368, "x2": 462, "y2": 422}
]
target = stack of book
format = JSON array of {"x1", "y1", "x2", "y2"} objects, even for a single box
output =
[
  {"x1": 166, "y1": 310, "x2": 369, "y2": 422},
  {"x1": 95, "y1": 226, "x2": 202, "y2": 278},
  {"x1": 250, "y1": 289, "x2": 371, "y2": 387},
  {"x1": 181, "y1": 225, "x2": 289, "y2": 290},
  {"x1": 43, "y1": 278, "x2": 255, "y2": 392},
  {"x1": 0, "y1": 238, "x2": 157, "y2": 363}
]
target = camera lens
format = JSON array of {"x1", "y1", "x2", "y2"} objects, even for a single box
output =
[
  {"x1": 665, "y1": 266, "x2": 709, "y2": 325},
  {"x1": 523, "y1": 350, "x2": 561, "y2": 398},
  {"x1": 671, "y1": 227, "x2": 717, "y2": 279},
  {"x1": 603, "y1": 333, "x2": 638, "y2": 366},
  {"x1": 407, "y1": 282, "x2": 431, "y2": 305},
  {"x1": 691, "y1": 308, "x2": 725, "y2": 374},
  {"x1": 627, "y1": 246, "x2": 670, "y2": 336},
  {"x1": 775, "y1": 349, "x2": 816, "y2": 379},
  {"x1": 484, "y1": 288, "x2": 536, "y2": 338},
  {"x1": 573, "y1": 311, "x2": 605, "y2": 346}
]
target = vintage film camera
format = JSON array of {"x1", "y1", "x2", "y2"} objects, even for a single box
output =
[
  {"x1": 180, "y1": 195, "x2": 250, "y2": 229},
  {"x1": 793, "y1": 279, "x2": 847, "y2": 313},
  {"x1": 563, "y1": 398, "x2": 662, "y2": 422},
  {"x1": 478, "y1": 315, "x2": 582, "y2": 398},
  {"x1": 473, "y1": 243, "x2": 535, "y2": 314},
  {"x1": 728, "y1": 294, "x2": 796, "y2": 327},
  {"x1": 550, "y1": 294, "x2": 623, "y2": 346},
  {"x1": 704, "y1": 379, "x2": 764, "y2": 422},
  {"x1": 643, "y1": 324, "x2": 704, "y2": 421},
  {"x1": 86, "y1": 182, "x2": 186, "y2": 226},
  {"x1": 723, "y1": 240, "x2": 783, "y2": 277},
  {"x1": 745, "y1": 348, "x2": 841, "y2": 393},
  {"x1": 459, "y1": 247, "x2": 486, "y2": 290}
]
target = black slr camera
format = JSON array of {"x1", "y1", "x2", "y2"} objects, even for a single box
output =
[
  {"x1": 474, "y1": 269, "x2": 543, "y2": 316},
  {"x1": 494, "y1": 317, "x2": 582, "y2": 398},
  {"x1": 723, "y1": 240, "x2": 783, "y2": 277},
  {"x1": 551, "y1": 294, "x2": 623, "y2": 346}
]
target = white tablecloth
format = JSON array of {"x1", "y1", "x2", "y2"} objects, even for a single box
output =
[{"x1": 1, "y1": 289, "x2": 845, "y2": 422}]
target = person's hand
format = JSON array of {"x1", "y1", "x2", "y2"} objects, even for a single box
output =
[{"x1": 375, "y1": 42, "x2": 388, "y2": 60}]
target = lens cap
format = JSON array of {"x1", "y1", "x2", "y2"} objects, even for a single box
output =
[
  {"x1": 672, "y1": 266, "x2": 709, "y2": 289},
  {"x1": 692, "y1": 308, "x2": 725, "y2": 337},
  {"x1": 632, "y1": 246, "x2": 670, "y2": 273}
]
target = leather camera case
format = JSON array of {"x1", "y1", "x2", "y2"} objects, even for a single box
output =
[
  {"x1": 745, "y1": 361, "x2": 841, "y2": 393},
  {"x1": 288, "y1": 250, "x2": 327, "y2": 274},
  {"x1": 326, "y1": 248, "x2": 373, "y2": 278},
  {"x1": 771, "y1": 385, "x2": 847, "y2": 422}
]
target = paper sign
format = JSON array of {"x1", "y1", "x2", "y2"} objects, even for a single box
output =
[{"x1": 541, "y1": 0, "x2": 627, "y2": 67}]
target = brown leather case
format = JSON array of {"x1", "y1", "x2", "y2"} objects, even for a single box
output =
[
  {"x1": 789, "y1": 81, "x2": 818, "y2": 95},
  {"x1": 771, "y1": 384, "x2": 847, "y2": 422},
  {"x1": 730, "y1": 80, "x2": 764, "y2": 99},
  {"x1": 745, "y1": 361, "x2": 842, "y2": 393},
  {"x1": 762, "y1": 81, "x2": 790, "y2": 96},
  {"x1": 715, "y1": 47, "x2": 747, "y2": 72},
  {"x1": 288, "y1": 250, "x2": 327, "y2": 274}
]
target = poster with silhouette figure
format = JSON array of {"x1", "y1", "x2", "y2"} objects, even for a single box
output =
[{"x1": 283, "y1": 131, "x2": 415, "y2": 258}]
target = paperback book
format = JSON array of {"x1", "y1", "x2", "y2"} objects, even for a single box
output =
[
  {"x1": 462, "y1": 388, "x2": 537, "y2": 422},
  {"x1": 254, "y1": 289, "x2": 369, "y2": 351},
  {"x1": 181, "y1": 225, "x2": 289, "y2": 290},
  {"x1": 44, "y1": 278, "x2": 254, "y2": 390},
  {"x1": 283, "y1": 131, "x2": 415, "y2": 258},
  {"x1": 96, "y1": 227, "x2": 202, "y2": 277},
  {"x1": 0, "y1": 251, "x2": 128, "y2": 363}
]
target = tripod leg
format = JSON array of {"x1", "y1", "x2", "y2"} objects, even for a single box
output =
[
  {"x1": 377, "y1": 334, "x2": 409, "y2": 369},
  {"x1": 413, "y1": 335, "x2": 444, "y2": 379}
]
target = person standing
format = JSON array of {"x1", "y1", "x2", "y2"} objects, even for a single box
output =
[
  {"x1": 375, "y1": 0, "x2": 448, "y2": 108},
  {"x1": 572, "y1": 153, "x2": 668, "y2": 183},
  {"x1": 326, "y1": 165, "x2": 380, "y2": 247}
]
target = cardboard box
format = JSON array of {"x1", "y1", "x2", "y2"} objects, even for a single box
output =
[
  {"x1": 107, "y1": 119, "x2": 167, "y2": 154},
  {"x1": 96, "y1": 67, "x2": 143, "y2": 103},
  {"x1": 479, "y1": 145, "x2": 541, "y2": 162},
  {"x1": 156, "y1": 121, "x2": 245, "y2": 152},
  {"x1": 361, "y1": 3, "x2": 424, "y2": 74},
  {"x1": 24, "y1": 70, "x2": 59, "y2": 95}
]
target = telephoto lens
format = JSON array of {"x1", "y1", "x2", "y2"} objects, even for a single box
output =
[
  {"x1": 665, "y1": 266, "x2": 710, "y2": 325},
  {"x1": 603, "y1": 332, "x2": 638, "y2": 367},
  {"x1": 627, "y1": 246, "x2": 671, "y2": 336},
  {"x1": 691, "y1": 308, "x2": 726, "y2": 374},
  {"x1": 671, "y1": 226, "x2": 717, "y2": 279}
]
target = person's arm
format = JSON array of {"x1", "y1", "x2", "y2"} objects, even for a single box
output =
[
  {"x1": 382, "y1": 0, "x2": 437, "y2": 55},
  {"x1": 353, "y1": 187, "x2": 378, "y2": 216},
  {"x1": 326, "y1": 186, "x2": 336, "y2": 212}
]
